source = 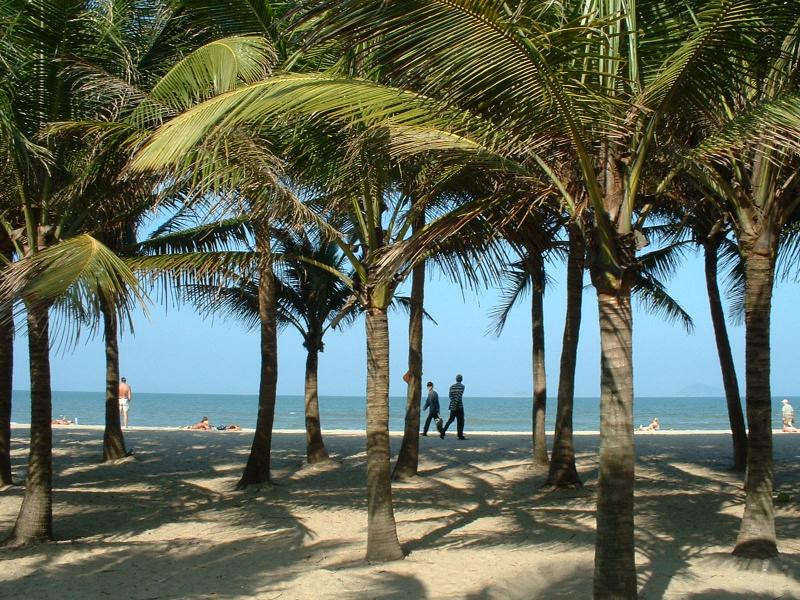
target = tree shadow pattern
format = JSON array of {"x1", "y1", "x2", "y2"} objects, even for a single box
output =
[{"x1": 0, "y1": 429, "x2": 797, "y2": 599}]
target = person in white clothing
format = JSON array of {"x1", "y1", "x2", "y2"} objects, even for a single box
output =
[{"x1": 118, "y1": 377, "x2": 132, "y2": 429}]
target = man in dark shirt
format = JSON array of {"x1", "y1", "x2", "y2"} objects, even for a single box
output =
[
  {"x1": 442, "y1": 374, "x2": 467, "y2": 439},
  {"x1": 422, "y1": 381, "x2": 442, "y2": 436}
]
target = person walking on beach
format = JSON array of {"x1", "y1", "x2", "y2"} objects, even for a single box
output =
[
  {"x1": 422, "y1": 381, "x2": 443, "y2": 437},
  {"x1": 442, "y1": 374, "x2": 467, "y2": 440},
  {"x1": 782, "y1": 399, "x2": 797, "y2": 432},
  {"x1": 118, "y1": 377, "x2": 132, "y2": 429}
]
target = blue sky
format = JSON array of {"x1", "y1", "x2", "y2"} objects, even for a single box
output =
[{"x1": 11, "y1": 246, "x2": 800, "y2": 398}]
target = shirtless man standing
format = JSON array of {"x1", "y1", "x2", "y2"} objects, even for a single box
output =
[{"x1": 118, "y1": 377, "x2": 132, "y2": 429}]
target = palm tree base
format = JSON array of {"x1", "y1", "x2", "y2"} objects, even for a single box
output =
[
  {"x1": 531, "y1": 455, "x2": 549, "y2": 468},
  {"x1": 391, "y1": 468, "x2": 418, "y2": 482},
  {"x1": 2, "y1": 533, "x2": 51, "y2": 549},
  {"x1": 543, "y1": 470, "x2": 583, "y2": 489},
  {"x1": 306, "y1": 446, "x2": 330, "y2": 464},
  {"x1": 732, "y1": 540, "x2": 779, "y2": 559},
  {"x1": 235, "y1": 475, "x2": 270, "y2": 491},
  {"x1": 366, "y1": 544, "x2": 405, "y2": 563},
  {"x1": 102, "y1": 436, "x2": 128, "y2": 462}
]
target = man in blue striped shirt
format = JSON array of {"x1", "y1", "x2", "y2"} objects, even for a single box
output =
[{"x1": 442, "y1": 374, "x2": 467, "y2": 439}]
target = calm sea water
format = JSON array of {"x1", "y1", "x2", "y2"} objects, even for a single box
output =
[{"x1": 9, "y1": 390, "x2": 797, "y2": 431}]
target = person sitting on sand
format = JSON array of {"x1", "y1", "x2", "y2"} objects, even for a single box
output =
[
  {"x1": 638, "y1": 417, "x2": 660, "y2": 432},
  {"x1": 51, "y1": 417, "x2": 73, "y2": 425},
  {"x1": 188, "y1": 416, "x2": 212, "y2": 430}
]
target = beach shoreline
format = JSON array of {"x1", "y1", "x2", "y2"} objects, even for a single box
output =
[
  {"x1": 1, "y1": 429, "x2": 798, "y2": 599},
  {"x1": 11, "y1": 423, "x2": 795, "y2": 436}
]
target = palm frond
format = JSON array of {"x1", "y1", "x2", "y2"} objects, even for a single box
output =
[
  {"x1": 128, "y1": 35, "x2": 276, "y2": 127},
  {"x1": 130, "y1": 74, "x2": 499, "y2": 172},
  {"x1": 720, "y1": 237, "x2": 745, "y2": 325},
  {"x1": 777, "y1": 219, "x2": 800, "y2": 282},
  {"x1": 633, "y1": 271, "x2": 694, "y2": 333},
  {"x1": 0, "y1": 234, "x2": 146, "y2": 330},
  {"x1": 637, "y1": 240, "x2": 693, "y2": 283},
  {"x1": 692, "y1": 95, "x2": 800, "y2": 164},
  {"x1": 390, "y1": 295, "x2": 438, "y2": 325},
  {"x1": 141, "y1": 217, "x2": 253, "y2": 254},
  {"x1": 487, "y1": 259, "x2": 530, "y2": 337}
]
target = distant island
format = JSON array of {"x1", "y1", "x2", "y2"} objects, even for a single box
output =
[{"x1": 675, "y1": 383, "x2": 724, "y2": 397}]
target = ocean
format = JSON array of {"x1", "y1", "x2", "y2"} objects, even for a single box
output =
[{"x1": 9, "y1": 390, "x2": 796, "y2": 431}]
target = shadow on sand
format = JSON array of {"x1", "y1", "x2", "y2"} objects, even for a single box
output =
[{"x1": 0, "y1": 429, "x2": 797, "y2": 599}]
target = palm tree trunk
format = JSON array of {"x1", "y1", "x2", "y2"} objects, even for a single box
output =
[
  {"x1": 0, "y1": 293, "x2": 14, "y2": 486},
  {"x1": 529, "y1": 252, "x2": 549, "y2": 466},
  {"x1": 4, "y1": 300, "x2": 53, "y2": 546},
  {"x1": 304, "y1": 345, "x2": 329, "y2": 463},
  {"x1": 546, "y1": 223, "x2": 584, "y2": 487},
  {"x1": 703, "y1": 240, "x2": 746, "y2": 471},
  {"x1": 733, "y1": 245, "x2": 777, "y2": 558},
  {"x1": 593, "y1": 287, "x2": 636, "y2": 598},
  {"x1": 365, "y1": 306, "x2": 403, "y2": 561},
  {"x1": 393, "y1": 252, "x2": 425, "y2": 480},
  {"x1": 100, "y1": 299, "x2": 127, "y2": 462},
  {"x1": 238, "y1": 237, "x2": 278, "y2": 489}
]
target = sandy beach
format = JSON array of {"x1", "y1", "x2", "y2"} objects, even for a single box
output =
[{"x1": 1, "y1": 427, "x2": 798, "y2": 600}]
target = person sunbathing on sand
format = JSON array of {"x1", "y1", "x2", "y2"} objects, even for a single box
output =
[
  {"x1": 51, "y1": 417, "x2": 73, "y2": 425},
  {"x1": 188, "y1": 416, "x2": 212, "y2": 430},
  {"x1": 637, "y1": 417, "x2": 660, "y2": 432},
  {"x1": 214, "y1": 424, "x2": 242, "y2": 431}
]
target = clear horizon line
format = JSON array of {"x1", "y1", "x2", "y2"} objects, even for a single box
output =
[{"x1": 11, "y1": 388, "x2": 798, "y2": 399}]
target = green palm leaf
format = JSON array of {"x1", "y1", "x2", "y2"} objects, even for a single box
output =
[
  {"x1": 131, "y1": 74, "x2": 496, "y2": 171},
  {"x1": 633, "y1": 271, "x2": 694, "y2": 333},
  {"x1": 0, "y1": 234, "x2": 145, "y2": 326}
]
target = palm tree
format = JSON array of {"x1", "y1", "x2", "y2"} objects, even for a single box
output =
[
  {"x1": 183, "y1": 226, "x2": 355, "y2": 464},
  {"x1": 275, "y1": 231, "x2": 354, "y2": 463},
  {"x1": 136, "y1": 200, "x2": 283, "y2": 490},
  {"x1": 135, "y1": 102, "x2": 512, "y2": 560},
  {"x1": 0, "y1": 0, "x2": 275, "y2": 542},
  {"x1": 279, "y1": 2, "x2": 789, "y2": 591},
  {"x1": 0, "y1": 236, "x2": 14, "y2": 486},
  {"x1": 69, "y1": 0, "x2": 201, "y2": 462},
  {"x1": 702, "y1": 229, "x2": 747, "y2": 471},
  {"x1": 0, "y1": 236, "x2": 142, "y2": 546},
  {"x1": 60, "y1": 16, "x2": 279, "y2": 473},
  {"x1": 659, "y1": 14, "x2": 800, "y2": 556},
  {"x1": 392, "y1": 165, "x2": 477, "y2": 480},
  {"x1": 491, "y1": 214, "x2": 564, "y2": 467},
  {"x1": 546, "y1": 218, "x2": 586, "y2": 488},
  {"x1": 658, "y1": 193, "x2": 747, "y2": 471},
  {"x1": 0, "y1": 0, "x2": 145, "y2": 545},
  {"x1": 0, "y1": 71, "x2": 20, "y2": 486},
  {"x1": 128, "y1": 4, "x2": 785, "y2": 583},
  {"x1": 392, "y1": 206, "x2": 425, "y2": 480}
]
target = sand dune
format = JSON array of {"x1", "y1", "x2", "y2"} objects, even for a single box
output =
[{"x1": 1, "y1": 428, "x2": 798, "y2": 599}]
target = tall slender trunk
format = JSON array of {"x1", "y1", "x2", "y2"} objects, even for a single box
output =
[
  {"x1": 4, "y1": 301, "x2": 53, "y2": 546},
  {"x1": 238, "y1": 234, "x2": 278, "y2": 489},
  {"x1": 546, "y1": 223, "x2": 584, "y2": 487},
  {"x1": 528, "y1": 251, "x2": 548, "y2": 466},
  {"x1": 393, "y1": 244, "x2": 425, "y2": 480},
  {"x1": 0, "y1": 290, "x2": 14, "y2": 486},
  {"x1": 733, "y1": 245, "x2": 777, "y2": 558},
  {"x1": 703, "y1": 240, "x2": 746, "y2": 471},
  {"x1": 593, "y1": 287, "x2": 636, "y2": 599},
  {"x1": 592, "y1": 153, "x2": 637, "y2": 598},
  {"x1": 304, "y1": 344, "x2": 329, "y2": 463},
  {"x1": 365, "y1": 306, "x2": 403, "y2": 562},
  {"x1": 101, "y1": 299, "x2": 126, "y2": 462}
]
